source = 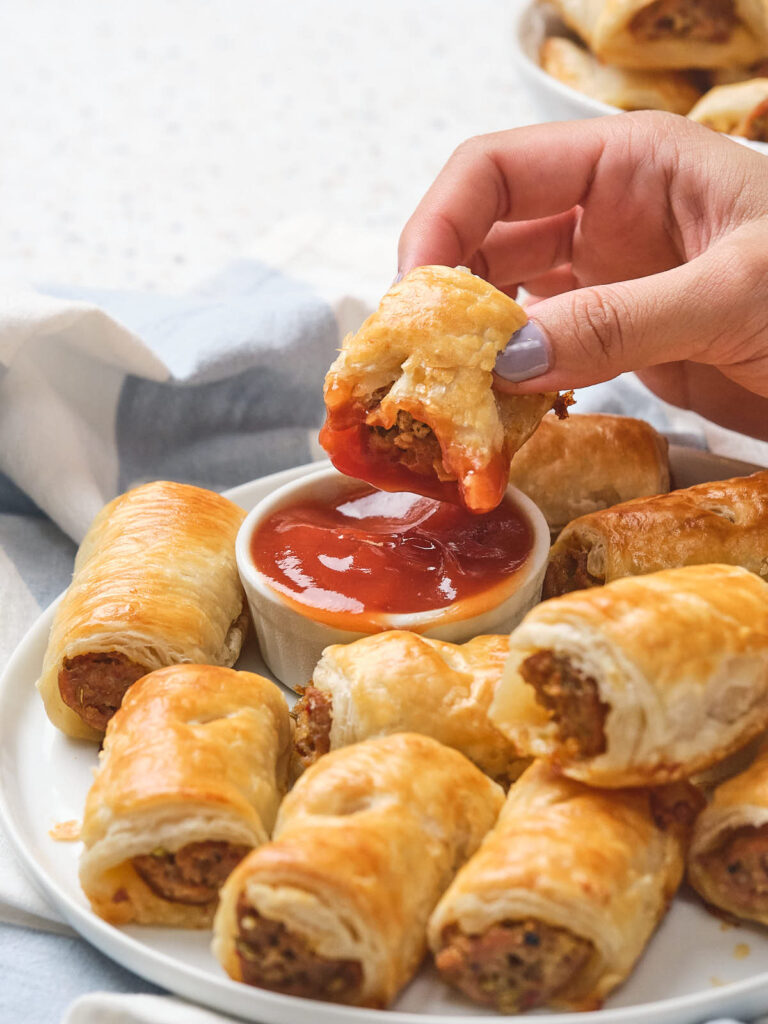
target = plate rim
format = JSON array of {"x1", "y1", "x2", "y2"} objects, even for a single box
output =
[{"x1": 2, "y1": 454, "x2": 768, "y2": 1024}]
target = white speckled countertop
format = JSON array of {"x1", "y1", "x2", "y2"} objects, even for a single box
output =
[{"x1": 0, "y1": 0, "x2": 539, "y2": 293}]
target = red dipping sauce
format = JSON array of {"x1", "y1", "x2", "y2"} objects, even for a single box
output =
[{"x1": 250, "y1": 486, "x2": 533, "y2": 628}]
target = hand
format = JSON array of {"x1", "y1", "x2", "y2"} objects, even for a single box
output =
[{"x1": 397, "y1": 112, "x2": 768, "y2": 440}]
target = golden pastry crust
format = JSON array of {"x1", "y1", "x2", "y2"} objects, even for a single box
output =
[
  {"x1": 545, "y1": 0, "x2": 768, "y2": 68},
  {"x1": 544, "y1": 470, "x2": 768, "y2": 598},
  {"x1": 79, "y1": 664, "x2": 292, "y2": 928},
  {"x1": 509, "y1": 412, "x2": 670, "y2": 535},
  {"x1": 212, "y1": 733, "x2": 504, "y2": 1008},
  {"x1": 428, "y1": 761, "x2": 693, "y2": 1011},
  {"x1": 689, "y1": 738, "x2": 768, "y2": 923},
  {"x1": 295, "y1": 631, "x2": 527, "y2": 785},
  {"x1": 319, "y1": 265, "x2": 559, "y2": 514},
  {"x1": 688, "y1": 78, "x2": 768, "y2": 138},
  {"x1": 540, "y1": 37, "x2": 702, "y2": 113},
  {"x1": 490, "y1": 564, "x2": 768, "y2": 787},
  {"x1": 38, "y1": 480, "x2": 247, "y2": 740}
]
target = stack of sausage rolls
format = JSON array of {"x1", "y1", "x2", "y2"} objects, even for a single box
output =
[{"x1": 535, "y1": 0, "x2": 768, "y2": 142}]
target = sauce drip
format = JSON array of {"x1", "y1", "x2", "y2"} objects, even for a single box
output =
[{"x1": 251, "y1": 486, "x2": 532, "y2": 619}]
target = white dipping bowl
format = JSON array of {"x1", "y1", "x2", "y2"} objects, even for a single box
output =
[
  {"x1": 513, "y1": 0, "x2": 768, "y2": 156},
  {"x1": 236, "y1": 466, "x2": 551, "y2": 691}
]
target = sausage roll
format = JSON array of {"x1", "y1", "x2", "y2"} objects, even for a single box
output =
[
  {"x1": 545, "y1": 0, "x2": 768, "y2": 69},
  {"x1": 428, "y1": 761, "x2": 697, "y2": 1012},
  {"x1": 689, "y1": 738, "x2": 768, "y2": 924},
  {"x1": 38, "y1": 480, "x2": 248, "y2": 740},
  {"x1": 490, "y1": 564, "x2": 768, "y2": 787},
  {"x1": 293, "y1": 631, "x2": 528, "y2": 785},
  {"x1": 540, "y1": 37, "x2": 702, "y2": 113},
  {"x1": 319, "y1": 265, "x2": 565, "y2": 514},
  {"x1": 79, "y1": 664, "x2": 292, "y2": 927},
  {"x1": 544, "y1": 470, "x2": 768, "y2": 598},
  {"x1": 688, "y1": 78, "x2": 768, "y2": 139},
  {"x1": 213, "y1": 733, "x2": 504, "y2": 1008},
  {"x1": 508, "y1": 412, "x2": 670, "y2": 535}
]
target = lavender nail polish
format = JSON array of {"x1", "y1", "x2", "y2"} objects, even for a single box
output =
[
  {"x1": 494, "y1": 321, "x2": 551, "y2": 383},
  {"x1": 392, "y1": 270, "x2": 403, "y2": 286}
]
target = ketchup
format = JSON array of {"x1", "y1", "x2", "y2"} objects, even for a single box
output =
[{"x1": 250, "y1": 486, "x2": 532, "y2": 624}]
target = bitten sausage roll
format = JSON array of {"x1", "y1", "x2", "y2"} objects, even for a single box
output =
[
  {"x1": 293, "y1": 631, "x2": 527, "y2": 785},
  {"x1": 544, "y1": 470, "x2": 768, "y2": 598},
  {"x1": 490, "y1": 564, "x2": 768, "y2": 787},
  {"x1": 689, "y1": 739, "x2": 768, "y2": 924},
  {"x1": 38, "y1": 480, "x2": 247, "y2": 740},
  {"x1": 545, "y1": 0, "x2": 768, "y2": 69},
  {"x1": 508, "y1": 412, "x2": 670, "y2": 535},
  {"x1": 540, "y1": 37, "x2": 702, "y2": 113},
  {"x1": 428, "y1": 761, "x2": 698, "y2": 1012},
  {"x1": 689, "y1": 78, "x2": 768, "y2": 139},
  {"x1": 319, "y1": 265, "x2": 567, "y2": 514},
  {"x1": 213, "y1": 733, "x2": 504, "y2": 1008},
  {"x1": 79, "y1": 664, "x2": 292, "y2": 927}
]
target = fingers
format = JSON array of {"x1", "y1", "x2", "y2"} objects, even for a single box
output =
[
  {"x1": 467, "y1": 210, "x2": 579, "y2": 291},
  {"x1": 397, "y1": 119, "x2": 613, "y2": 272},
  {"x1": 493, "y1": 225, "x2": 768, "y2": 397}
]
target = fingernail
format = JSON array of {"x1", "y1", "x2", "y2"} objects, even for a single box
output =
[
  {"x1": 391, "y1": 270, "x2": 403, "y2": 286},
  {"x1": 494, "y1": 320, "x2": 551, "y2": 382}
]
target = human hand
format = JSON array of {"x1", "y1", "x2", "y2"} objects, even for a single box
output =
[{"x1": 397, "y1": 112, "x2": 768, "y2": 440}]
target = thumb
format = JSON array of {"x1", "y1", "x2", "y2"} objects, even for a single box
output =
[{"x1": 493, "y1": 233, "x2": 768, "y2": 397}]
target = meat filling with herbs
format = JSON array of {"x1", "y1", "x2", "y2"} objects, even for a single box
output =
[
  {"x1": 292, "y1": 686, "x2": 333, "y2": 768},
  {"x1": 699, "y1": 824, "x2": 768, "y2": 912},
  {"x1": 521, "y1": 651, "x2": 609, "y2": 758},
  {"x1": 630, "y1": 0, "x2": 737, "y2": 41},
  {"x1": 235, "y1": 898, "x2": 363, "y2": 1000},
  {"x1": 368, "y1": 410, "x2": 454, "y2": 481},
  {"x1": 435, "y1": 919, "x2": 593, "y2": 1012},
  {"x1": 132, "y1": 841, "x2": 249, "y2": 905},
  {"x1": 543, "y1": 547, "x2": 603, "y2": 599},
  {"x1": 59, "y1": 652, "x2": 148, "y2": 732}
]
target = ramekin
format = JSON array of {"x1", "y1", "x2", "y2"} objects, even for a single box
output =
[{"x1": 236, "y1": 466, "x2": 550, "y2": 691}]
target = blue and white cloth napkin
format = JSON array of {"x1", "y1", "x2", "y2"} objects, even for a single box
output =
[{"x1": 0, "y1": 220, "x2": 766, "y2": 1024}]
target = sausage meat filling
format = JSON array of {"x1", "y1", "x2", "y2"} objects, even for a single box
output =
[
  {"x1": 368, "y1": 409, "x2": 453, "y2": 481},
  {"x1": 521, "y1": 650, "x2": 609, "y2": 758},
  {"x1": 699, "y1": 823, "x2": 768, "y2": 913},
  {"x1": 235, "y1": 898, "x2": 363, "y2": 1000},
  {"x1": 741, "y1": 98, "x2": 768, "y2": 143},
  {"x1": 543, "y1": 547, "x2": 603, "y2": 599},
  {"x1": 59, "y1": 652, "x2": 148, "y2": 732},
  {"x1": 629, "y1": 0, "x2": 737, "y2": 40},
  {"x1": 292, "y1": 686, "x2": 333, "y2": 768},
  {"x1": 435, "y1": 919, "x2": 593, "y2": 1012},
  {"x1": 132, "y1": 841, "x2": 249, "y2": 905}
]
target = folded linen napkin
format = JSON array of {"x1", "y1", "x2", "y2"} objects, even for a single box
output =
[{"x1": 0, "y1": 220, "x2": 766, "y2": 1023}]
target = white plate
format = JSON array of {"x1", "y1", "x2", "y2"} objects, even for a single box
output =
[
  {"x1": 3, "y1": 453, "x2": 768, "y2": 1024},
  {"x1": 513, "y1": 0, "x2": 768, "y2": 158}
]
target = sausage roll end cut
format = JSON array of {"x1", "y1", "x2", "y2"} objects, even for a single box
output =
[
  {"x1": 490, "y1": 564, "x2": 768, "y2": 787},
  {"x1": 319, "y1": 265, "x2": 567, "y2": 514},
  {"x1": 213, "y1": 733, "x2": 504, "y2": 1007},
  {"x1": 428, "y1": 762, "x2": 697, "y2": 1012},
  {"x1": 544, "y1": 470, "x2": 768, "y2": 598},
  {"x1": 689, "y1": 78, "x2": 768, "y2": 140},
  {"x1": 79, "y1": 664, "x2": 292, "y2": 927},
  {"x1": 293, "y1": 630, "x2": 528, "y2": 785},
  {"x1": 38, "y1": 480, "x2": 248, "y2": 740},
  {"x1": 689, "y1": 740, "x2": 768, "y2": 925}
]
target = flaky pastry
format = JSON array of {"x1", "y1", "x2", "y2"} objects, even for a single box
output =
[
  {"x1": 293, "y1": 631, "x2": 527, "y2": 785},
  {"x1": 38, "y1": 480, "x2": 247, "y2": 740},
  {"x1": 79, "y1": 664, "x2": 292, "y2": 927},
  {"x1": 545, "y1": 0, "x2": 768, "y2": 68},
  {"x1": 688, "y1": 77, "x2": 768, "y2": 139},
  {"x1": 213, "y1": 733, "x2": 503, "y2": 1007},
  {"x1": 319, "y1": 265, "x2": 562, "y2": 514},
  {"x1": 490, "y1": 564, "x2": 768, "y2": 787},
  {"x1": 508, "y1": 412, "x2": 670, "y2": 534},
  {"x1": 429, "y1": 761, "x2": 696, "y2": 1011},
  {"x1": 540, "y1": 37, "x2": 702, "y2": 112},
  {"x1": 544, "y1": 470, "x2": 768, "y2": 597}
]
